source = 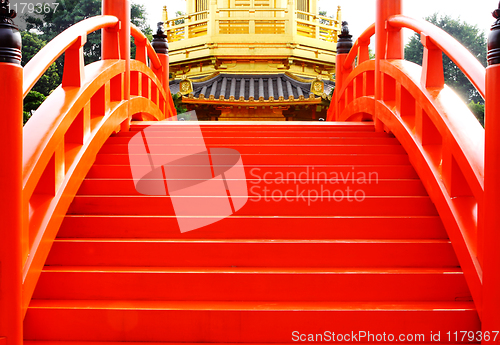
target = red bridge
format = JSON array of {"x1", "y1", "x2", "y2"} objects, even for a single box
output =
[{"x1": 0, "y1": 0, "x2": 499, "y2": 343}]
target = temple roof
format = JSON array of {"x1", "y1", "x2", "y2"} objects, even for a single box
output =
[{"x1": 170, "y1": 73, "x2": 334, "y2": 104}]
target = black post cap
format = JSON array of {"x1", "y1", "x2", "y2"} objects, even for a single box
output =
[
  {"x1": 488, "y1": 1, "x2": 500, "y2": 65},
  {"x1": 152, "y1": 22, "x2": 169, "y2": 55},
  {"x1": 0, "y1": 0, "x2": 22, "y2": 64},
  {"x1": 337, "y1": 21, "x2": 353, "y2": 55}
]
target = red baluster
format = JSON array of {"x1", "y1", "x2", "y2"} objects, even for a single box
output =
[
  {"x1": 482, "y1": 1, "x2": 500, "y2": 337},
  {"x1": 0, "y1": 1, "x2": 23, "y2": 344}
]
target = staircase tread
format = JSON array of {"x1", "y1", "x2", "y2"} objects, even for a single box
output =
[
  {"x1": 107, "y1": 153, "x2": 408, "y2": 156},
  {"x1": 124, "y1": 129, "x2": 381, "y2": 132},
  {"x1": 25, "y1": 343, "x2": 300, "y2": 345},
  {"x1": 62, "y1": 215, "x2": 440, "y2": 219},
  {"x1": 41, "y1": 266, "x2": 464, "y2": 274},
  {"x1": 130, "y1": 121, "x2": 376, "y2": 126},
  {"x1": 81, "y1": 178, "x2": 420, "y2": 181},
  {"x1": 89, "y1": 164, "x2": 415, "y2": 167},
  {"x1": 28, "y1": 299, "x2": 476, "y2": 311},
  {"x1": 120, "y1": 144, "x2": 402, "y2": 147},
  {"x1": 25, "y1": 342, "x2": 480, "y2": 345},
  {"x1": 121, "y1": 136, "x2": 396, "y2": 138},
  {"x1": 24, "y1": 343, "x2": 481, "y2": 345},
  {"x1": 53, "y1": 238, "x2": 452, "y2": 244},
  {"x1": 25, "y1": 121, "x2": 479, "y2": 341},
  {"x1": 72, "y1": 195, "x2": 432, "y2": 199}
]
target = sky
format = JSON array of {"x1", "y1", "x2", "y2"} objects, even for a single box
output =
[{"x1": 133, "y1": 0, "x2": 496, "y2": 44}]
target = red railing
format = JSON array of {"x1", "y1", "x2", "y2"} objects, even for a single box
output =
[
  {"x1": 1, "y1": 0, "x2": 499, "y2": 342},
  {"x1": 130, "y1": 23, "x2": 176, "y2": 118},
  {"x1": 328, "y1": 0, "x2": 499, "y2": 333},
  {"x1": 23, "y1": 15, "x2": 119, "y2": 97},
  {"x1": 21, "y1": 17, "x2": 174, "y2": 317},
  {"x1": 0, "y1": 5, "x2": 176, "y2": 342},
  {"x1": 388, "y1": 15, "x2": 485, "y2": 98}
]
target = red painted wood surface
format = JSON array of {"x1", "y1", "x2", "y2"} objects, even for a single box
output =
[
  {"x1": 23, "y1": 123, "x2": 480, "y2": 342},
  {"x1": 0, "y1": 0, "x2": 497, "y2": 341}
]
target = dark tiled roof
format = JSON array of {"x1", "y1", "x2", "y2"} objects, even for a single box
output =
[{"x1": 170, "y1": 73, "x2": 334, "y2": 102}]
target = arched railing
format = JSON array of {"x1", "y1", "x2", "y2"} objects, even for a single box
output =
[
  {"x1": 327, "y1": 0, "x2": 499, "y2": 330},
  {"x1": 23, "y1": 15, "x2": 119, "y2": 97},
  {"x1": 14, "y1": 4, "x2": 176, "y2": 321}
]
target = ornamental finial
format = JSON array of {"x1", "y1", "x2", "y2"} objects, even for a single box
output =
[
  {"x1": 488, "y1": 2, "x2": 500, "y2": 65},
  {"x1": 0, "y1": 0, "x2": 16, "y2": 21},
  {"x1": 0, "y1": 0, "x2": 22, "y2": 64},
  {"x1": 152, "y1": 21, "x2": 169, "y2": 55},
  {"x1": 156, "y1": 22, "x2": 165, "y2": 35},
  {"x1": 337, "y1": 21, "x2": 353, "y2": 55}
]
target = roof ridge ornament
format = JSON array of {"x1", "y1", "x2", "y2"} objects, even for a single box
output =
[
  {"x1": 179, "y1": 75, "x2": 193, "y2": 95},
  {"x1": 311, "y1": 75, "x2": 325, "y2": 97}
]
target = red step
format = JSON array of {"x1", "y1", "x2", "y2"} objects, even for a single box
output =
[
  {"x1": 45, "y1": 239, "x2": 459, "y2": 267},
  {"x1": 34, "y1": 266, "x2": 470, "y2": 301},
  {"x1": 24, "y1": 300, "x2": 479, "y2": 342},
  {"x1": 77, "y1": 178, "x2": 427, "y2": 196},
  {"x1": 95, "y1": 152, "x2": 411, "y2": 165},
  {"x1": 101, "y1": 143, "x2": 407, "y2": 155},
  {"x1": 25, "y1": 122, "x2": 478, "y2": 343},
  {"x1": 58, "y1": 215, "x2": 448, "y2": 240},
  {"x1": 106, "y1": 136, "x2": 401, "y2": 145},
  {"x1": 58, "y1": 215, "x2": 448, "y2": 239},
  {"x1": 66, "y1": 195, "x2": 439, "y2": 216},
  {"x1": 86, "y1": 164, "x2": 420, "y2": 179},
  {"x1": 129, "y1": 123, "x2": 378, "y2": 132},
  {"x1": 123, "y1": 130, "x2": 394, "y2": 138}
]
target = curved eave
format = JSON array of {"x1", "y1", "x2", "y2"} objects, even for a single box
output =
[{"x1": 181, "y1": 97, "x2": 323, "y2": 106}]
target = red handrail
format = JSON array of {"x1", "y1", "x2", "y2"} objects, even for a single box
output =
[
  {"x1": 23, "y1": 15, "x2": 119, "y2": 98},
  {"x1": 22, "y1": 59, "x2": 167, "y2": 314},
  {"x1": 130, "y1": 23, "x2": 162, "y2": 70},
  {"x1": 388, "y1": 14, "x2": 485, "y2": 99},
  {"x1": 333, "y1": 56, "x2": 486, "y2": 315},
  {"x1": 343, "y1": 23, "x2": 375, "y2": 69},
  {"x1": 19, "y1": 5, "x2": 173, "y2": 317},
  {"x1": 329, "y1": 3, "x2": 488, "y2": 321}
]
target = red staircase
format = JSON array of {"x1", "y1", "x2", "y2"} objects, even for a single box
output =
[{"x1": 24, "y1": 122, "x2": 480, "y2": 342}]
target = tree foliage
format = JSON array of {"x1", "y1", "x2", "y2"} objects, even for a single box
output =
[
  {"x1": 23, "y1": 91, "x2": 46, "y2": 124},
  {"x1": 25, "y1": 0, "x2": 153, "y2": 65},
  {"x1": 21, "y1": 0, "x2": 154, "y2": 124},
  {"x1": 405, "y1": 13, "x2": 486, "y2": 104},
  {"x1": 21, "y1": 31, "x2": 59, "y2": 123},
  {"x1": 21, "y1": 31, "x2": 60, "y2": 95},
  {"x1": 173, "y1": 93, "x2": 187, "y2": 114},
  {"x1": 24, "y1": 0, "x2": 102, "y2": 68},
  {"x1": 131, "y1": 3, "x2": 153, "y2": 58},
  {"x1": 174, "y1": 11, "x2": 186, "y2": 25},
  {"x1": 468, "y1": 101, "x2": 485, "y2": 126}
]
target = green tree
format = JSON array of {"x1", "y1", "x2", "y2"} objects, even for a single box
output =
[
  {"x1": 21, "y1": 31, "x2": 60, "y2": 95},
  {"x1": 23, "y1": 91, "x2": 46, "y2": 124},
  {"x1": 131, "y1": 3, "x2": 153, "y2": 59},
  {"x1": 24, "y1": 0, "x2": 101, "y2": 67},
  {"x1": 21, "y1": 31, "x2": 59, "y2": 123},
  {"x1": 22, "y1": 1, "x2": 154, "y2": 123},
  {"x1": 173, "y1": 11, "x2": 186, "y2": 25},
  {"x1": 404, "y1": 13, "x2": 486, "y2": 104},
  {"x1": 468, "y1": 101, "x2": 485, "y2": 126},
  {"x1": 173, "y1": 93, "x2": 187, "y2": 114},
  {"x1": 25, "y1": 1, "x2": 153, "y2": 70},
  {"x1": 318, "y1": 9, "x2": 335, "y2": 25}
]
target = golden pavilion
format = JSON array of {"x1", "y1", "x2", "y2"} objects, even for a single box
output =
[{"x1": 164, "y1": 0, "x2": 342, "y2": 121}]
